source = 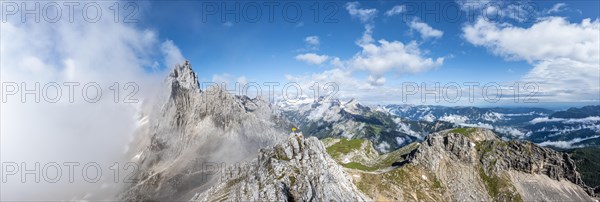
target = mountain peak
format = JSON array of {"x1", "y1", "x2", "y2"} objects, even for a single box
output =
[{"x1": 168, "y1": 60, "x2": 200, "y2": 91}]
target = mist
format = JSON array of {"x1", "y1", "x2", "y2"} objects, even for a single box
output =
[{"x1": 0, "y1": 1, "x2": 183, "y2": 200}]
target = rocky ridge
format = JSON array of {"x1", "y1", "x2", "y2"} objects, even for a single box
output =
[
  {"x1": 409, "y1": 128, "x2": 596, "y2": 201},
  {"x1": 326, "y1": 128, "x2": 596, "y2": 201},
  {"x1": 192, "y1": 133, "x2": 370, "y2": 201}
]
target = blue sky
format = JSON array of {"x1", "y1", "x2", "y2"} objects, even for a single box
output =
[{"x1": 128, "y1": 1, "x2": 599, "y2": 106}]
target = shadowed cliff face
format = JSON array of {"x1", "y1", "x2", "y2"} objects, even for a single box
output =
[{"x1": 120, "y1": 62, "x2": 290, "y2": 201}]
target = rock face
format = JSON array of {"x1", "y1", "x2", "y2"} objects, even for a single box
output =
[
  {"x1": 120, "y1": 62, "x2": 291, "y2": 201},
  {"x1": 409, "y1": 128, "x2": 595, "y2": 201},
  {"x1": 192, "y1": 133, "x2": 370, "y2": 201}
]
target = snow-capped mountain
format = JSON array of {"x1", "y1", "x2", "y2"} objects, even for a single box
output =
[
  {"x1": 381, "y1": 104, "x2": 551, "y2": 127},
  {"x1": 382, "y1": 104, "x2": 600, "y2": 149},
  {"x1": 277, "y1": 98, "x2": 455, "y2": 153}
]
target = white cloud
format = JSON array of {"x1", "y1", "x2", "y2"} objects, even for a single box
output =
[
  {"x1": 358, "y1": 24, "x2": 375, "y2": 45},
  {"x1": 236, "y1": 76, "x2": 248, "y2": 86},
  {"x1": 351, "y1": 39, "x2": 444, "y2": 77},
  {"x1": 538, "y1": 136, "x2": 600, "y2": 149},
  {"x1": 305, "y1": 36, "x2": 320, "y2": 50},
  {"x1": 385, "y1": 5, "x2": 405, "y2": 16},
  {"x1": 395, "y1": 136, "x2": 408, "y2": 146},
  {"x1": 455, "y1": 0, "x2": 537, "y2": 22},
  {"x1": 212, "y1": 73, "x2": 232, "y2": 84},
  {"x1": 408, "y1": 19, "x2": 444, "y2": 39},
  {"x1": 287, "y1": 1, "x2": 445, "y2": 101},
  {"x1": 439, "y1": 114, "x2": 469, "y2": 124},
  {"x1": 295, "y1": 53, "x2": 330, "y2": 65},
  {"x1": 463, "y1": 17, "x2": 599, "y2": 63},
  {"x1": 455, "y1": 0, "x2": 492, "y2": 11},
  {"x1": 346, "y1": 2, "x2": 377, "y2": 23},
  {"x1": 463, "y1": 17, "x2": 600, "y2": 102},
  {"x1": 547, "y1": 3, "x2": 566, "y2": 14},
  {"x1": 161, "y1": 39, "x2": 186, "y2": 67},
  {"x1": 211, "y1": 73, "x2": 249, "y2": 90},
  {"x1": 523, "y1": 58, "x2": 600, "y2": 101},
  {"x1": 529, "y1": 116, "x2": 600, "y2": 124},
  {"x1": 0, "y1": 2, "x2": 181, "y2": 200},
  {"x1": 367, "y1": 75, "x2": 386, "y2": 86}
]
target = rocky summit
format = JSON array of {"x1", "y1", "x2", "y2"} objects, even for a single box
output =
[{"x1": 120, "y1": 62, "x2": 290, "y2": 201}]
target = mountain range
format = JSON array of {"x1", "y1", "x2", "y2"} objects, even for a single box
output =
[
  {"x1": 379, "y1": 104, "x2": 600, "y2": 149},
  {"x1": 120, "y1": 62, "x2": 599, "y2": 201}
]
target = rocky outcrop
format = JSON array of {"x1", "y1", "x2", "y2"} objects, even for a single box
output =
[
  {"x1": 192, "y1": 133, "x2": 370, "y2": 201},
  {"x1": 409, "y1": 128, "x2": 595, "y2": 201}
]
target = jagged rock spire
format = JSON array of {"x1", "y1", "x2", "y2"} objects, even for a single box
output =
[{"x1": 168, "y1": 60, "x2": 200, "y2": 91}]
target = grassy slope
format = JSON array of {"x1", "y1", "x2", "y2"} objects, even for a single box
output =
[{"x1": 324, "y1": 137, "x2": 419, "y2": 171}]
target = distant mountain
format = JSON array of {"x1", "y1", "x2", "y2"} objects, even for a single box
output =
[
  {"x1": 526, "y1": 106, "x2": 600, "y2": 148},
  {"x1": 551, "y1": 106, "x2": 600, "y2": 119},
  {"x1": 277, "y1": 98, "x2": 454, "y2": 153},
  {"x1": 381, "y1": 104, "x2": 600, "y2": 149},
  {"x1": 381, "y1": 105, "x2": 553, "y2": 126},
  {"x1": 380, "y1": 104, "x2": 552, "y2": 137}
]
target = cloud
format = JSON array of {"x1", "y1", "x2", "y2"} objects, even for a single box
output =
[
  {"x1": 350, "y1": 39, "x2": 444, "y2": 77},
  {"x1": 161, "y1": 40, "x2": 186, "y2": 67},
  {"x1": 455, "y1": 0, "x2": 537, "y2": 22},
  {"x1": 0, "y1": 2, "x2": 182, "y2": 200},
  {"x1": 547, "y1": 3, "x2": 566, "y2": 14},
  {"x1": 523, "y1": 58, "x2": 600, "y2": 102},
  {"x1": 455, "y1": 0, "x2": 492, "y2": 11},
  {"x1": 463, "y1": 17, "x2": 600, "y2": 102},
  {"x1": 385, "y1": 5, "x2": 405, "y2": 16},
  {"x1": 211, "y1": 73, "x2": 249, "y2": 89},
  {"x1": 284, "y1": 68, "x2": 375, "y2": 99},
  {"x1": 287, "y1": 1, "x2": 445, "y2": 101},
  {"x1": 236, "y1": 76, "x2": 248, "y2": 86},
  {"x1": 212, "y1": 73, "x2": 233, "y2": 84},
  {"x1": 295, "y1": 53, "x2": 330, "y2": 65},
  {"x1": 529, "y1": 116, "x2": 600, "y2": 124},
  {"x1": 538, "y1": 136, "x2": 600, "y2": 149},
  {"x1": 367, "y1": 75, "x2": 386, "y2": 86},
  {"x1": 463, "y1": 17, "x2": 599, "y2": 63},
  {"x1": 345, "y1": 2, "x2": 377, "y2": 23},
  {"x1": 408, "y1": 19, "x2": 444, "y2": 39},
  {"x1": 304, "y1": 36, "x2": 320, "y2": 50}
]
